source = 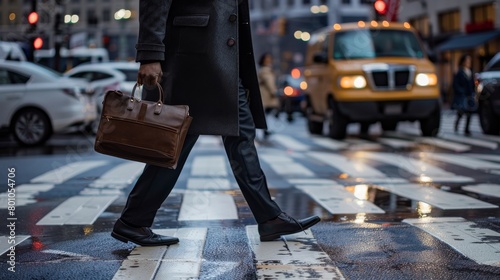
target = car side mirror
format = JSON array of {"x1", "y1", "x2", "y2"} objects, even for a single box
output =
[{"x1": 313, "y1": 52, "x2": 328, "y2": 64}]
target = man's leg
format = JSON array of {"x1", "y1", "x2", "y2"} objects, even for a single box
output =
[{"x1": 120, "y1": 134, "x2": 199, "y2": 227}]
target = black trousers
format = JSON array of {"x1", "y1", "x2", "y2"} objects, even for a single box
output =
[{"x1": 120, "y1": 80, "x2": 282, "y2": 226}]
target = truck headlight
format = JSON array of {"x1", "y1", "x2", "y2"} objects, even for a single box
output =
[
  {"x1": 415, "y1": 73, "x2": 437, "y2": 87},
  {"x1": 339, "y1": 75, "x2": 367, "y2": 89}
]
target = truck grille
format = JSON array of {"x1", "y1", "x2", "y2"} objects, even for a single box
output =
[{"x1": 364, "y1": 64, "x2": 415, "y2": 91}]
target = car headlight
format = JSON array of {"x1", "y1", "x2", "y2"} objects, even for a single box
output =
[
  {"x1": 415, "y1": 73, "x2": 437, "y2": 87},
  {"x1": 339, "y1": 75, "x2": 367, "y2": 89}
]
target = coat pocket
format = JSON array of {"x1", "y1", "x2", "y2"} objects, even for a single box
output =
[{"x1": 173, "y1": 15, "x2": 210, "y2": 54}]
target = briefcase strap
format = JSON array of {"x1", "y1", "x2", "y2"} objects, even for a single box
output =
[{"x1": 128, "y1": 83, "x2": 165, "y2": 115}]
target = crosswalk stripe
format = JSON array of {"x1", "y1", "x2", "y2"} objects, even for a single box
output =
[
  {"x1": 479, "y1": 134, "x2": 500, "y2": 143},
  {"x1": 246, "y1": 225, "x2": 345, "y2": 279},
  {"x1": 187, "y1": 178, "x2": 231, "y2": 190},
  {"x1": 272, "y1": 134, "x2": 310, "y2": 151},
  {"x1": 418, "y1": 137, "x2": 471, "y2": 152},
  {"x1": 311, "y1": 136, "x2": 349, "y2": 150},
  {"x1": 307, "y1": 152, "x2": 407, "y2": 183},
  {"x1": 30, "y1": 160, "x2": 108, "y2": 184},
  {"x1": 374, "y1": 184, "x2": 498, "y2": 210},
  {"x1": 377, "y1": 137, "x2": 417, "y2": 149},
  {"x1": 296, "y1": 185, "x2": 385, "y2": 214},
  {"x1": 468, "y1": 154, "x2": 500, "y2": 163},
  {"x1": 177, "y1": 191, "x2": 238, "y2": 221},
  {"x1": 260, "y1": 154, "x2": 314, "y2": 177},
  {"x1": 354, "y1": 152, "x2": 474, "y2": 183},
  {"x1": 0, "y1": 235, "x2": 30, "y2": 256},
  {"x1": 191, "y1": 156, "x2": 228, "y2": 177},
  {"x1": 88, "y1": 162, "x2": 144, "y2": 188},
  {"x1": 462, "y1": 184, "x2": 500, "y2": 198},
  {"x1": 440, "y1": 133, "x2": 498, "y2": 150},
  {"x1": 112, "y1": 228, "x2": 207, "y2": 280},
  {"x1": 0, "y1": 184, "x2": 54, "y2": 208},
  {"x1": 403, "y1": 217, "x2": 500, "y2": 267},
  {"x1": 36, "y1": 195, "x2": 119, "y2": 225},
  {"x1": 425, "y1": 153, "x2": 500, "y2": 171}
]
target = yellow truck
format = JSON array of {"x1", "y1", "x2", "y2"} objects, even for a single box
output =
[{"x1": 303, "y1": 21, "x2": 440, "y2": 139}]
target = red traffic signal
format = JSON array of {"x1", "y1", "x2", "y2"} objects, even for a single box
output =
[
  {"x1": 28, "y1": 11, "x2": 39, "y2": 25},
  {"x1": 374, "y1": 0, "x2": 388, "y2": 15},
  {"x1": 33, "y1": 37, "x2": 43, "y2": 49}
]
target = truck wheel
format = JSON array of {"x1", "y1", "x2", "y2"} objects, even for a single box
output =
[
  {"x1": 479, "y1": 100, "x2": 500, "y2": 135},
  {"x1": 305, "y1": 98, "x2": 323, "y2": 135},
  {"x1": 420, "y1": 104, "x2": 440, "y2": 137},
  {"x1": 381, "y1": 120, "x2": 398, "y2": 131},
  {"x1": 327, "y1": 99, "x2": 348, "y2": 140},
  {"x1": 12, "y1": 108, "x2": 52, "y2": 146}
]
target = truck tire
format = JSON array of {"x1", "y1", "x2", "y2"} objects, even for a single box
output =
[
  {"x1": 420, "y1": 104, "x2": 440, "y2": 137},
  {"x1": 327, "y1": 99, "x2": 348, "y2": 140}
]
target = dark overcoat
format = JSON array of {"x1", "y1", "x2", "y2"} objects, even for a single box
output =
[
  {"x1": 452, "y1": 68, "x2": 476, "y2": 112},
  {"x1": 136, "y1": 0, "x2": 267, "y2": 136}
]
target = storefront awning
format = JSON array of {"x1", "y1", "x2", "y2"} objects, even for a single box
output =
[{"x1": 436, "y1": 30, "x2": 500, "y2": 52}]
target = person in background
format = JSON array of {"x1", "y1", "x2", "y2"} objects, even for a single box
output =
[
  {"x1": 257, "y1": 52, "x2": 279, "y2": 138},
  {"x1": 110, "y1": 0, "x2": 321, "y2": 247},
  {"x1": 452, "y1": 54, "x2": 476, "y2": 136}
]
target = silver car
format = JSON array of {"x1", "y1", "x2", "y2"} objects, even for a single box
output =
[{"x1": 0, "y1": 60, "x2": 96, "y2": 146}]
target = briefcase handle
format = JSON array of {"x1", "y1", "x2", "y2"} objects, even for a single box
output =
[{"x1": 128, "y1": 83, "x2": 164, "y2": 115}]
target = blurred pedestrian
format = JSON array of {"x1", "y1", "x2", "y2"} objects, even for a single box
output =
[
  {"x1": 257, "y1": 52, "x2": 279, "y2": 138},
  {"x1": 110, "y1": 0, "x2": 320, "y2": 247},
  {"x1": 452, "y1": 54, "x2": 476, "y2": 136}
]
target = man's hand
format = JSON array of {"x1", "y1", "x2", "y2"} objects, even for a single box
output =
[{"x1": 137, "y1": 62, "x2": 162, "y2": 88}]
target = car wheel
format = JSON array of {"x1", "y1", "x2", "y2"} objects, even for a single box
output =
[
  {"x1": 12, "y1": 108, "x2": 52, "y2": 146},
  {"x1": 479, "y1": 99, "x2": 500, "y2": 135},
  {"x1": 327, "y1": 98, "x2": 348, "y2": 140},
  {"x1": 381, "y1": 120, "x2": 398, "y2": 131},
  {"x1": 420, "y1": 104, "x2": 440, "y2": 137},
  {"x1": 305, "y1": 98, "x2": 323, "y2": 135}
]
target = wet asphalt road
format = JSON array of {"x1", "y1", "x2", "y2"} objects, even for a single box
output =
[{"x1": 0, "y1": 110, "x2": 499, "y2": 279}]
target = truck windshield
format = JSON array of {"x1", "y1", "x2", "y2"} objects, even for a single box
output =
[{"x1": 333, "y1": 29, "x2": 424, "y2": 60}]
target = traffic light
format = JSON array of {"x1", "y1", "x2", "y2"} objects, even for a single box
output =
[
  {"x1": 32, "y1": 37, "x2": 43, "y2": 50},
  {"x1": 27, "y1": 0, "x2": 38, "y2": 33},
  {"x1": 374, "y1": 0, "x2": 387, "y2": 20}
]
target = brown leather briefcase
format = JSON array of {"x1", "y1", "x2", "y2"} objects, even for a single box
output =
[{"x1": 94, "y1": 83, "x2": 192, "y2": 169}]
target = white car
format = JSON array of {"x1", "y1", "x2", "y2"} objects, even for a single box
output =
[{"x1": 0, "y1": 60, "x2": 96, "y2": 146}]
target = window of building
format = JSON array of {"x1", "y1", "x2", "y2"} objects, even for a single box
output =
[
  {"x1": 409, "y1": 15, "x2": 430, "y2": 38},
  {"x1": 438, "y1": 10, "x2": 460, "y2": 34},
  {"x1": 360, "y1": 0, "x2": 373, "y2": 4},
  {"x1": 102, "y1": 8, "x2": 110, "y2": 23},
  {"x1": 303, "y1": 0, "x2": 311, "y2": 5},
  {"x1": 342, "y1": 0, "x2": 351, "y2": 4},
  {"x1": 471, "y1": 2, "x2": 495, "y2": 23}
]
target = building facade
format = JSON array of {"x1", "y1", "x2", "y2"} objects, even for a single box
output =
[{"x1": 398, "y1": 0, "x2": 500, "y2": 102}]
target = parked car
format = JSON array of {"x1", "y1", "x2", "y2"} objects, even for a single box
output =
[
  {"x1": 0, "y1": 60, "x2": 96, "y2": 146},
  {"x1": 476, "y1": 53, "x2": 500, "y2": 135},
  {"x1": 303, "y1": 22, "x2": 440, "y2": 139},
  {"x1": 277, "y1": 70, "x2": 307, "y2": 122}
]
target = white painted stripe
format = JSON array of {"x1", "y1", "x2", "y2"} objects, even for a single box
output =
[
  {"x1": 288, "y1": 178, "x2": 340, "y2": 186},
  {"x1": 468, "y1": 154, "x2": 500, "y2": 163},
  {"x1": 89, "y1": 162, "x2": 144, "y2": 188},
  {"x1": 154, "y1": 228, "x2": 207, "y2": 279},
  {"x1": 311, "y1": 136, "x2": 349, "y2": 150},
  {"x1": 190, "y1": 156, "x2": 228, "y2": 177},
  {"x1": 297, "y1": 185, "x2": 385, "y2": 214},
  {"x1": 42, "y1": 249, "x2": 94, "y2": 260},
  {"x1": 378, "y1": 137, "x2": 417, "y2": 149},
  {"x1": 112, "y1": 228, "x2": 207, "y2": 280},
  {"x1": 36, "y1": 195, "x2": 118, "y2": 225},
  {"x1": 187, "y1": 178, "x2": 231, "y2": 190},
  {"x1": 417, "y1": 137, "x2": 470, "y2": 152},
  {"x1": 425, "y1": 153, "x2": 500, "y2": 170},
  {"x1": 197, "y1": 135, "x2": 222, "y2": 145},
  {"x1": 31, "y1": 160, "x2": 108, "y2": 184},
  {"x1": 0, "y1": 184, "x2": 54, "y2": 208},
  {"x1": 177, "y1": 191, "x2": 237, "y2": 221},
  {"x1": 355, "y1": 152, "x2": 474, "y2": 183},
  {"x1": 260, "y1": 154, "x2": 314, "y2": 177},
  {"x1": 272, "y1": 134, "x2": 310, "y2": 151},
  {"x1": 462, "y1": 184, "x2": 500, "y2": 198},
  {"x1": 246, "y1": 225, "x2": 345, "y2": 279},
  {"x1": 404, "y1": 217, "x2": 500, "y2": 267},
  {"x1": 375, "y1": 184, "x2": 498, "y2": 210},
  {"x1": 479, "y1": 134, "x2": 500, "y2": 143},
  {"x1": 308, "y1": 152, "x2": 389, "y2": 179},
  {"x1": 440, "y1": 133, "x2": 498, "y2": 150},
  {"x1": 0, "y1": 235, "x2": 30, "y2": 256}
]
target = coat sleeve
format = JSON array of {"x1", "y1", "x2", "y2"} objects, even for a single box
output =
[{"x1": 135, "y1": 0, "x2": 171, "y2": 62}]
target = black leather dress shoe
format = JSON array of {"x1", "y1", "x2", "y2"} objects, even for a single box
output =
[
  {"x1": 258, "y1": 213, "x2": 321, "y2": 241},
  {"x1": 111, "y1": 219, "x2": 179, "y2": 246}
]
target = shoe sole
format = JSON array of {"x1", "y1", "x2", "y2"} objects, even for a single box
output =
[
  {"x1": 259, "y1": 218, "x2": 321, "y2": 242},
  {"x1": 111, "y1": 231, "x2": 179, "y2": 246}
]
